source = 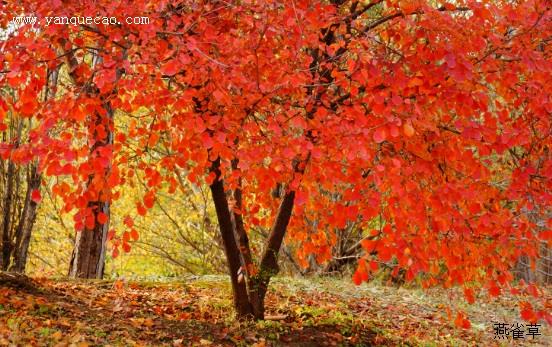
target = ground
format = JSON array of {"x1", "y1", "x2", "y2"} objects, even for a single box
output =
[{"x1": 0, "y1": 273, "x2": 549, "y2": 346}]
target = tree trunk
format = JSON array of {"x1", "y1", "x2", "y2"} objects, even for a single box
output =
[
  {"x1": 0, "y1": 66, "x2": 56, "y2": 273},
  {"x1": 12, "y1": 165, "x2": 41, "y2": 273},
  {"x1": 69, "y1": 201, "x2": 109, "y2": 278},
  {"x1": 1, "y1": 159, "x2": 15, "y2": 270},
  {"x1": 209, "y1": 158, "x2": 254, "y2": 318},
  {"x1": 66, "y1": 47, "x2": 123, "y2": 279},
  {"x1": 68, "y1": 105, "x2": 112, "y2": 279},
  {"x1": 209, "y1": 157, "x2": 297, "y2": 320},
  {"x1": 250, "y1": 191, "x2": 295, "y2": 318},
  {"x1": 68, "y1": 97, "x2": 112, "y2": 279},
  {"x1": 230, "y1": 159, "x2": 263, "y2": 318}
]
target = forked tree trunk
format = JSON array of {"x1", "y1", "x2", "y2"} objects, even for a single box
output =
[
  {"x1": 209, "y1": 158, "x2": 254, "y2": 317},
  {"x1": 209, "y1": 157, "x2": 297, "y2": 320}
]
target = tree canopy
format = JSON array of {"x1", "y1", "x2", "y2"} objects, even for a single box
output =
[{"x1": 1, "y1": 0, "x2": 551, "y2": 323}]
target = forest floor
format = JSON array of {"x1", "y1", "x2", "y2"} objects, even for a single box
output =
[{"x1": 0, "y1": 273, "x2": 550, "y2": 346}]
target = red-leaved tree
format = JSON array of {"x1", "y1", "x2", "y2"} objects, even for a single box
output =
[{"x1": 1, "y1": 0, "x2": 550, "y2": 323}]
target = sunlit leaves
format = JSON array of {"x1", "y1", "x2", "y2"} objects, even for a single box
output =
[
  {"x1": 403, "y1": 123, "x2": 415, "y2": 137},
  {"x1": 2, "y1": 0, "x2": 551, "y2": 327}
]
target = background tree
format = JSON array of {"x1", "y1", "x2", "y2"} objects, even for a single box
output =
[{"x1": 0, "y1": 46, "x2": 59, "y2": 272}]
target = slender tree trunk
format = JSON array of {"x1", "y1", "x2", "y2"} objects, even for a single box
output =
[
  {"x1": 11, "y1": 66, "x2": 58, "y2": 273},
  {"x1": 230, "y1": 159, "x2": 263, "y2": 318},
  {"x1": 209, "y1": 158, "x2": 254, "y2": 318},
  {"x1": 1, "y1": 159, "x2": 15, "y2": 270},
  {"x1": 12, "y1": 165, "x2": 41, "y2": 272},
  {"x1": 250, "y1": 191, "x2": 295, "y2": 318}
]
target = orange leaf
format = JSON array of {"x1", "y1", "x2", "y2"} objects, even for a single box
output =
[
  {"x1": 130, "y1": 229, "x2": 139, "y2": 241},
  {"x1": 403, "y1": 123, "x2": 415, "y2": 137},
  {"x1": 454, "y1": 312, "x2": 471, "y2": 329}
]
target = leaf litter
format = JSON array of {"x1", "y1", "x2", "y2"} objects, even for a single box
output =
[{"x1": 0, "y1": 273, "x2": 550, "y2": 346}]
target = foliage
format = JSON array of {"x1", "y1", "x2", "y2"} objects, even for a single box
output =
[
  {"x1": 1, "y1": 0, "x2": 551, "y2": 323},
  {"x1": 27, "y1": 179, "x2": 227, "y2": 277}
]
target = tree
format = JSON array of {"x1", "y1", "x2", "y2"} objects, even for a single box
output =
[
  {"x1": 0, "y1": 46, "x2": 58, "y2": 273},
  {"x1": 2, "y1": 0, "x2": 550, "y2": 323},
  {"x1": 1, "y1": 1, "x2": 131, "y2": 278}
]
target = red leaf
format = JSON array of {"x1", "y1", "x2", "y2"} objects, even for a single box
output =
[
  {"x1": 97, "y1": 212, "x2": 109, "y2": 224},
  {"x1": 124, "y1": 215, "x2": 134, "y2": 228},
  {"x1": 295, "y1": 190, "x2": 308, "y2": 206},
  {"x1": 160, "y1": 60, "x2": 178, "y2": 76},
  {"x1": 445, "y1": 53, "x2": 456, "y2": 68},
  {"x1": 352, "y1": 270, "x2": 362, "y2": 285},
  {"x1": 463, "y1": 288, "x2": 475, "y2": 304},
  {"x1": 526, "y1": 284, "x2": 539, "y2": 298},
  {"x1": 31, "y1": 189, "x2": 41, "y2": 203},
  {"x1": 201, "y1": 132, "x2": 214, "y2": 149},
  {"x1": 369, "y1": 261, "x2": 378, "y2": 271},
  {"x1": 130, "y1": 229, "x2": 139, "y2": 241},
  {"x1": 143, "y1": 191, "x2": 155, "y2": 209},
  {"x1": 373, "y1": 127, "x2": 387, "y2": 143},
  {"x1": 137, "y1": 203, "x2": 147, "y2": 216},
  {"x1": 520, "y1": 302, "x2": 536, "y2": 322},
  {"x1": 488, "y1": 284, "x2": 501, "y2": 297},
  {"x1": 85, "y1": 214, "x2": 95, "y2": 230}
]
